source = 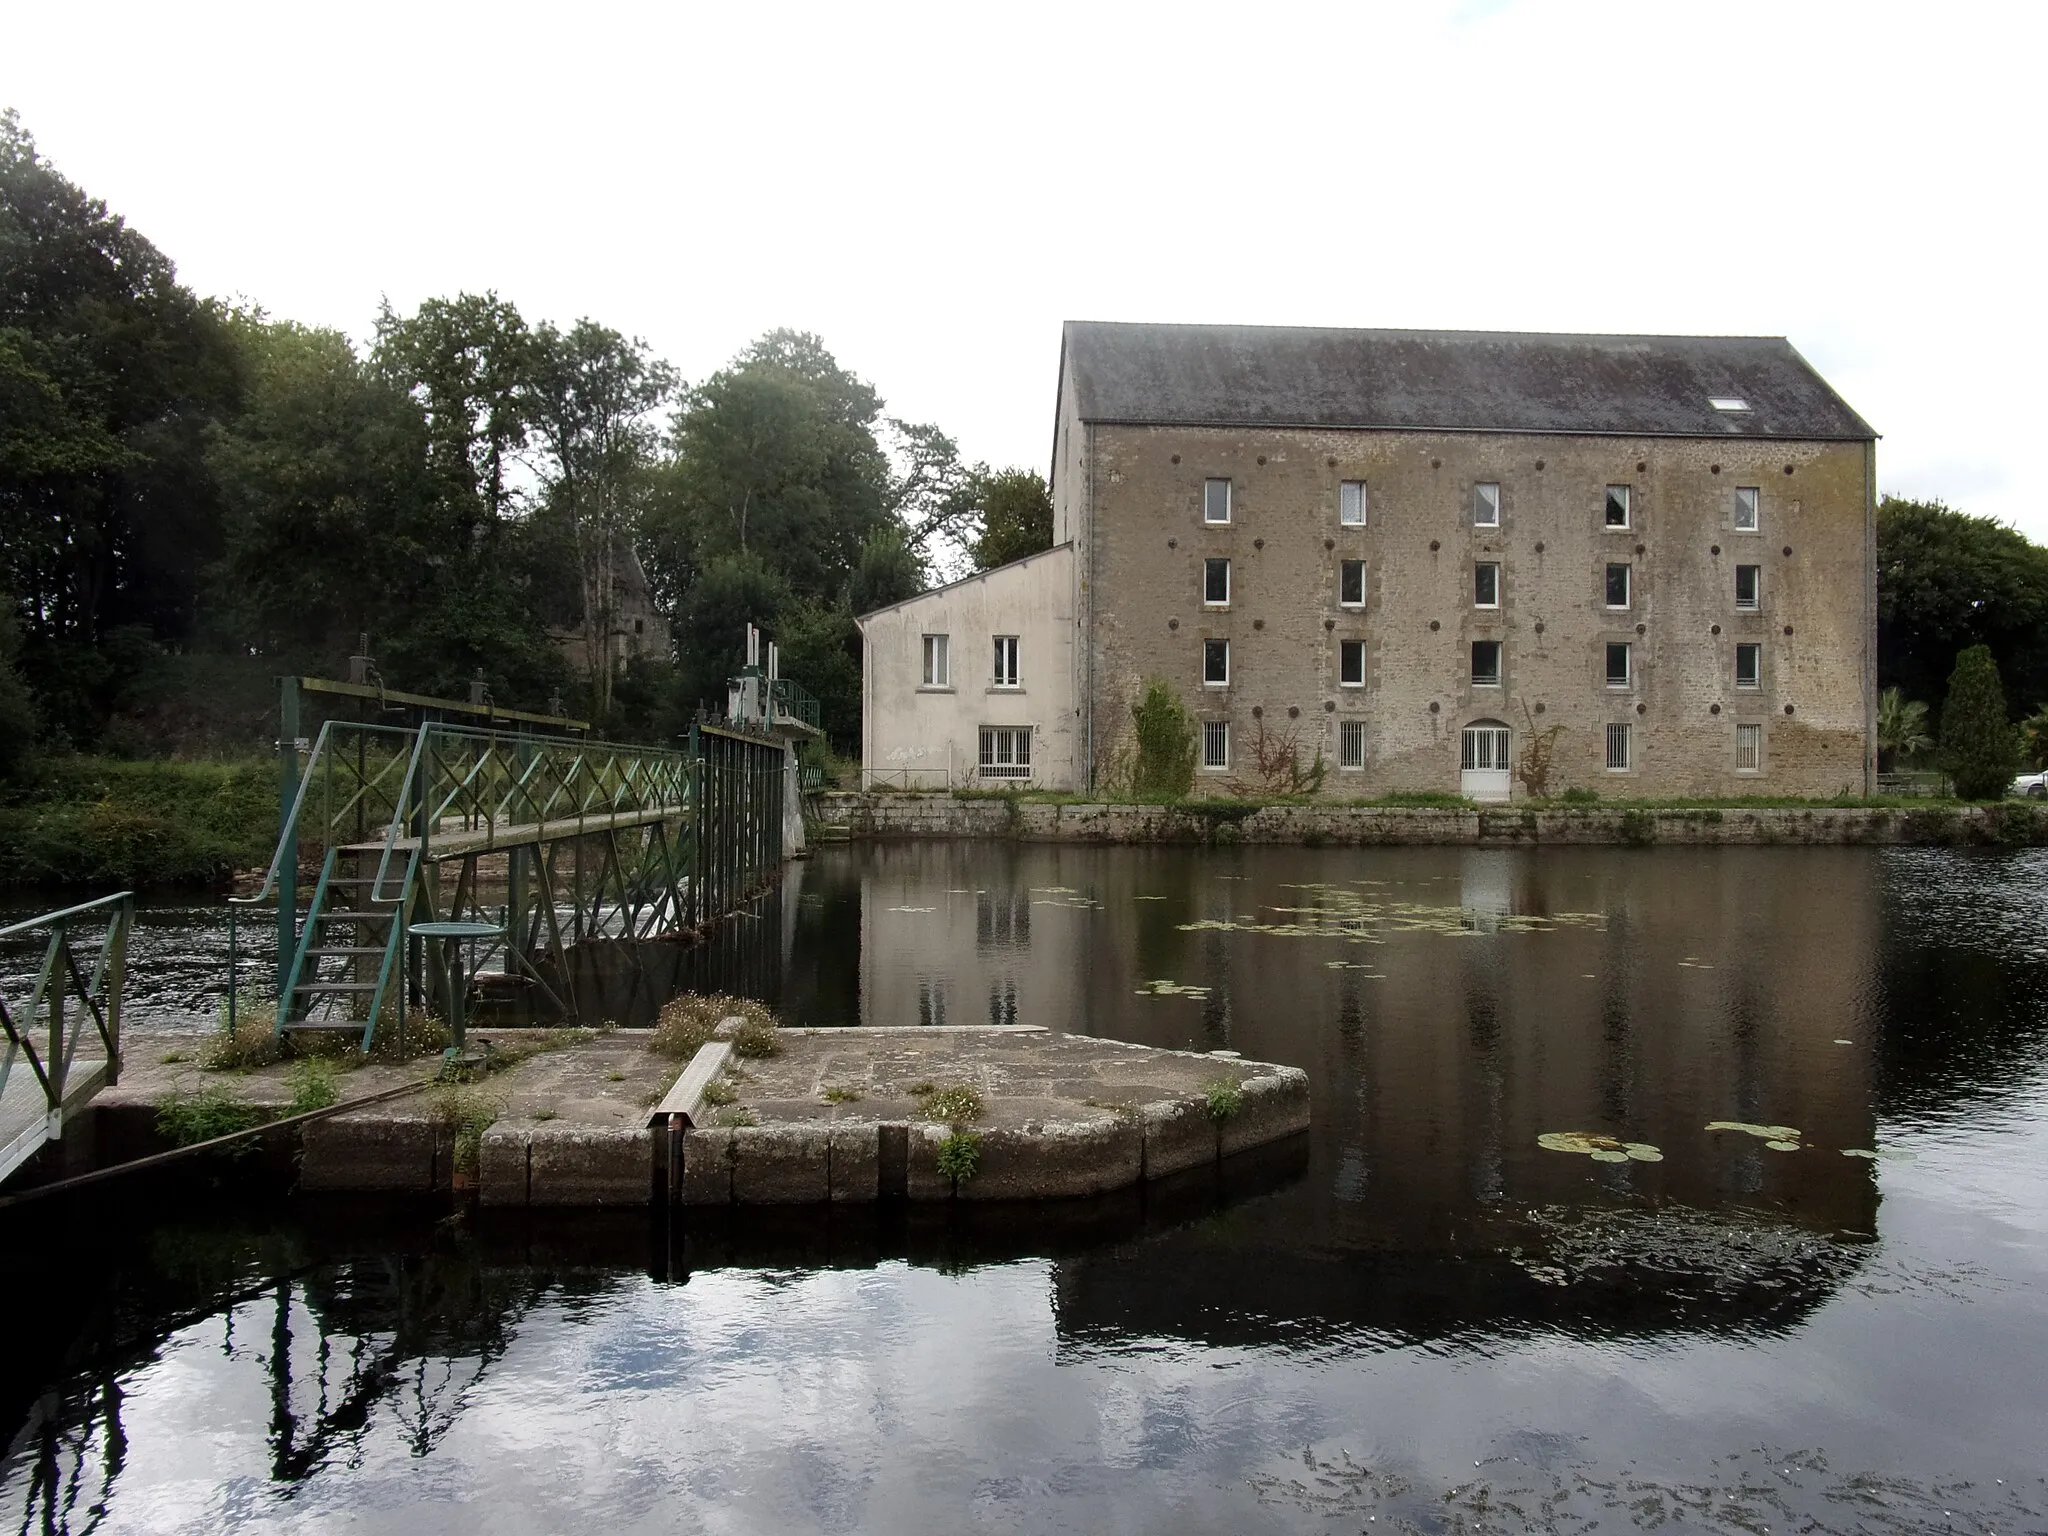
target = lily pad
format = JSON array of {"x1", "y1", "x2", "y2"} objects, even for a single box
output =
[
  {"x1": 1705, "y1": 1121, "x2": 1802, "y2": 1142},
  {"x1": 1841, "y1": 1148, "x2": 1879, "y2": 1159},
  {"x1": 1589, "y1": 1148, "x2": 1632, "y2": 1163},
  {"x1": 1538, "y1": 1132, "x2": 1616, "y2": 1155},
  {"x1": 1623, "y1": 1143, "x2": 1664, "y2": 1162},
  {"x1": 1135, "y1": 979, "x2": 1211, "y2": 998},
  {"x1": 1764, "y1": 1139, "x2": 1801, "y2": 1152}
]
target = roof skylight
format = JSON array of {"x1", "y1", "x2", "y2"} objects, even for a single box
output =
[{"x1": 1709, "y1": 396, "x2": 1751, "y2": 412}]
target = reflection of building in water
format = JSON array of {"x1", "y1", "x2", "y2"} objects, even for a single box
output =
[{"x1": 856, "y1": 843, "x2": 1090, "y2": 1031}]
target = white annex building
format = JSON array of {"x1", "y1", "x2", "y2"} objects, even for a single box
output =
[{"x1": 855, "y1": 542, "x2": 1080, "y2": 790}]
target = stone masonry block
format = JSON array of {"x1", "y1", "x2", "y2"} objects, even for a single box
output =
[
  {"x1": 682, "y1": 1127, "x2": 735, "y2": 1205},
  {"x1": 729, "y1": 1124, "x2": 831, "y2": 1204},
  {"x1": 528, "y1": 1127, "x2": 650, "y2": 1206},
  {"x1": 829, "y1": 1122, "x2": 880, "y2": 1202},
  {"x1": 1142, "y1": 1097, "x2": 1217, "y2": 1179},
  {"x1": 1219, "y1": 1067, "x2": 1312, "y2": 1159},
  {"x1": 961, "y1": 1116, "x2": 1143, "y2": 1201},
  {"x1": 477, "y1": 1126, "x2": 531, "y2": 1206},
  {"x1": 299, "y1": 1113, "x2": 438, "y2": 1191}
]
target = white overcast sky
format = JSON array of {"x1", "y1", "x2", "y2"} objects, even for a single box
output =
[{"x1": 5, "y1": 0, "x2": 2043, "y2": 536}]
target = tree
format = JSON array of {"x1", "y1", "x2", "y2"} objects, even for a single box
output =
[
  {"x1": 0, "y1": 596, "x2": 38, "y2": 779},
  {"x1": 884, "y1": 418, "x2": 979, "y2": 578},
  {"x1": 1879, "y1": 497, "x2": 2048, "y2": 726},
  {"x1": 2022, "y1": 705, "x2": 2048, "y2": 772},
  {"x1": 526, "y1": 319, "x2": 676, "y2": 718},
  {"x1": 1875, "y1": 686, "x2": 1933, "y2": 771},
  {"x1": 971, "y1": 468, "x2": 1054, "y2": 571},
  {"x1": 850, "y1": 526, "x2": 923, "y2": 616},
  {"x1": 1939, "y1": 645, "x2": 2021, "y2": 800}
]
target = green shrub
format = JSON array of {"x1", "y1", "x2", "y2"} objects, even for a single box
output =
[
  {"x1": 285, "y1": 1058, "x2": 340, "y2": 1116},
  {"x1": 936, "y1": 1129, "x2": 982, "y2": 1183},
  {"x1": 1203, "y1": 1080, "x2": 1243, "y2": 1122},
  {"x1": 731, "y1": 1019, "x2": 782, "y2": 1059},
  {"x1": 1940, "y1": 644, "x2": 2023, "y2": 800},
  {"x1": 915, "y1": 1083, "x2": 983, "y2": 1123},
  {"x1": 156, "y1": 1085, "x2": 270, "y2": 1150},
  {"x1": 701, "y1": 1079, "x2": 737, "y2": 1107},
  {"x1": 1558, "y1": 787, "x2": 1600, "y2": 805},
  {"x1": 202, "y1": 1017, "x2": 279, "y2": 1072},
  {"x1": 649, "y1": 992, "x2": 776, "y2": 1060},
  {"x1": 431, "y1": 1086, "x2": 504, "y2": 1175},
  {"x1": 0, "y1": 756, "x2": 276, "y2": 887},
  {"x1": 1130, "y1": 681, "x2": 1196, "y2": 799}
]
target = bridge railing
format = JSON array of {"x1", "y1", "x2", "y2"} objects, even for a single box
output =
[{"x1": 1, "y1": 892, "x2": 131, "y2": 1180}]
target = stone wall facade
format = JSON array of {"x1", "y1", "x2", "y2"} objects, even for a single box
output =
[{"x1": 1059, "y1": 423, "x2": 1875, "y2": 800}]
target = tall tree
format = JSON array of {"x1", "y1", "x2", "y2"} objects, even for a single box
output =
[
  {"x1": 971, "y1": 468, "x2": 1054, "y2": 571},
  {"x1": 526, "y1": 319, "x2": 676, "y2": 718},
  {"x1": 1939, "y1": 644, "x2": 2021, "y2": 800}
]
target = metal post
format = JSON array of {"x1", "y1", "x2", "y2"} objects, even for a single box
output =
[{"x1": 276, "y1": 676, "x2": 301, "y2": 1008}]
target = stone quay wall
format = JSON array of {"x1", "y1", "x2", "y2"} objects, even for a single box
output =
[{"x1": 817, "y1": 792, "x2": 2048, "y2": 847}]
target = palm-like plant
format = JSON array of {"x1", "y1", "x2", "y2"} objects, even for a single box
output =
[
  {"x1": 1876, "y1": 686, "x2": 1932, "y2": 770},
  {"x1": 2023, "y1": 705, "x2": 2048, "y2": 771}
]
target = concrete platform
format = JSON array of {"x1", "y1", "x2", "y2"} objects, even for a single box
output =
[{"x1": 84, "y1": 1026, "x2": 1310, "y2": 1208}]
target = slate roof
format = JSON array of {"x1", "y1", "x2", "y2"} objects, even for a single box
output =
[{"x1": 1060, "y1": 322, "x2": 1874, "y2": 441}]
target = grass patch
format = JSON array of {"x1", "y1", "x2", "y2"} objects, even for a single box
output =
[
  {"x1": 936, "y1": 1129, "x2": 983, "y2": 1183},
  {"x1": 649, "y1": 992, "x2": 777, "y2": 1060},
  {"x1": 1203, "y1": 1080, "x2": 1244, "y2": 1122},
  {"x1": 430, "y1": 1086, "x2": 504, "y2": 1176},
  {"x1": 155, "y1": 1085, "x2": 270, "y2": 1151},
  {"x1": 201, "y1": 1017, "x2": 278, "y2": 1072},
  {"x1": 718, "y1": 1106, "x2": 758, "y2": 1128},
  {"x1": 284, "y1": 1057, "x2": 340, "y2": 1116},
  {"x1": 915, "y1": 1083, "x2": 983, "y2": 1124},
  {"x1": 0, "y1": 755, "x2": 277, "y2": 889},
  {"x1": 731, "y1": 1019, "x2": 781, "y2": 1059},
  {"x1": 532, "y1": 1107, "x2": 558, "y2": 1122},
  {"x1": 701, "y1": 1080, "x2": 737, "y2": 1107},
  {"x1": 821, "y1": 1083, "x2": 863, "y2": 1104}
]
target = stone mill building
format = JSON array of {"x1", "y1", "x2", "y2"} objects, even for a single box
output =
[{"x1": 859, "y1": 322, "x2": 1877, "y2": 800}]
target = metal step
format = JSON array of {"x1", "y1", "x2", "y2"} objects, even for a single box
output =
[
  {"x1": 316, "y1": 909, "x2": 395, "y2": 924},
  {"x1": 280, "y1": 1021, "x2": 368, "y2": 1034},
  {"x1": 292, "y1": 981, "x2": 381, "y2": 994},
  {"x1": 304, "y1": 946, "x2": 387, "y2": 957}
]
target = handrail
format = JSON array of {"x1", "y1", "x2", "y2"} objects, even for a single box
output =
[
  {"x1": 1, "y1": 891, "x2": 131, "y2": 1181},
  {"x1": 0, "y1": 891, "x2": 135, "y2": 941}
]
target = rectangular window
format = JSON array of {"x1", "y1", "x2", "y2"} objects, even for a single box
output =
[
  {"x1": 1735, "y1": 564, "x2": 1761, "y2": 610},
  {"x1": 1203, "y1": 638, "x2": 1229, "y2": 686},
  {"x1": 1474, "y1": 562, "x2": 1500, "y2": 608},
  {"x1": 1736, "y1": 723, "x2": 1763, "y2": 771},
  {"x1": 1339, "y1": 480, "x2": 1367, "y2": 527},
  {"x1": 978, "y1": 726, "x2": 1031, "y2": 778},
  {"x1": 1471, "y1": 639, "x2": 1502, "y2": 687},
  {"x1": 1735, "y1": 642, "x2": 1761, "y2": 688},
  {"x1": 1606, "y1": 642, "x2": 1631, "y2": 688},
  {"x1": 1339, "y1": 638, "x2": 1365, "y2": 687},
  {"x1": 992, "y1": 635, "x2": 1019, "y2": 688},
  {"x1": 1204, "y1": 557, "x2": 1230, "y2": 606},
  {"x1": 1606, "y1": 722, "x2": 1632, "y2": 772},
  {"x1": 921, "y1": 634, "x2": 949, "y2": 688},
  {"x1": 1605, "y1": 562, "x2": 1632, "y2": 609},
  {"x1": 1339, "y1": 719, "x2": 1367, "y2": 769},
  {"x1": 1202, "y1": 720, "x2": 1230, "y2": 770},
  {"x1": 1605, "y1": 485, "x2": 1631, "y2": 529},
  {"x1": 1203, "y1": 478, "x2": 1232, "y2": 524},
  {"x1": 1473, "y1": 482, "x2": 1501, "y2": 527},
  {"x1": 1339, "y1": 559, "x2": 1366, "y2": 607},
  {"x1": 1735, "y1": 487, "x2": 1760, "y2": 531}
]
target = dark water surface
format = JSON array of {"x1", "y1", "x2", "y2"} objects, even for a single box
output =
[{"x1": 5, "y1": 845, "x2": 2048, "y2": 1533}]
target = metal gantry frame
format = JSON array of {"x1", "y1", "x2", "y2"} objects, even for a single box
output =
[
  {"x1": 0, "y1": 892, "x2": 131, "y2": 1184},
  {"x1": 231, "y1": 682, "x2": 789, "y2": 1050}
]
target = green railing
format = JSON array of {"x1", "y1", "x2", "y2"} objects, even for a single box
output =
[{"x1": 1, "y1": 892, "x2": 131, "y2": 1184}]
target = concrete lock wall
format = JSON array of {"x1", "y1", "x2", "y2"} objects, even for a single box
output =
[
  {"x1": 1074, "y1": 424, "x2": 1874, "y2": 801},
  {"x1": 858, "y1": 544, "x2": 1081, "y2": 791}
]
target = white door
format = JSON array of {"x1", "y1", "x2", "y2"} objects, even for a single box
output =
[{"x1": 1460, "y1": 722, "x2": 1512, "y2": 802}]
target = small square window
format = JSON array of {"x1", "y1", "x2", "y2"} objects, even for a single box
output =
[
  {"x1": 1473, "y1": 482, "x2": 1501, "y2": 527},
  {"x1": 979, "y1": 726, "x2": 1031, "y2": 778},
  {"x1": 1735, "y1": 643, "x2": 1761, "y2": 689},
  {"x1": 1735, "y1": 487, "x2": 1759, "y2": 531},
  {"x1": 1606, "y1": 562, "x2": 1632, "y2": 609},
  {"x1": 1736, "y1": 723, "x2": 1763, "y2": 771},
  {"x1": 1202, "y1": 719, "x2": 1230, "y2": 769},
  {"x1": 1605, "y1": 485, "x2": 1631, "y2": 529},
  {"x1": 1204, "y1": 557, "x2": 1230, "y2": 606},
  {"x1": 1339, "y1": 480, "x2": 1367, "y2": 527},
  {"x1": 1203, "y1": 638, "x2": 1230, "y2": 686},
  {"x1": 1203, "y1": 478, "x2": 1231, "y2": 524},
  {"x1": 1339, "y1": 559, "x2": 1366, "y2": 607},
  {"x1": 1339, "y1": 719, "x2": 1367, "y2": 769},
  {"x1": 1606, "y1": 642, "x2": 1631, "y2": 688},
  {"x1": 993, "y1": 635, "x2": 1020, "y2": 689},
  {"x1": 921, "y1": 634, "x2": 949, "y2": 688},
  {"x1": 1606, "y1": 722, "x2": 1632, "y2": 771},
  {"x1": 1474, "y1": 562, "x2": 1500, "y2": 608},
  {"x1": 1735, "y1": 564, "x2": 1761, "y2": 610},
  {"x1": 1339, "y1": 639, "x2": 1365, "y2": 687},
  {"x1": 1471, "y1": 640, "x2": 1502, "y2": 687}
]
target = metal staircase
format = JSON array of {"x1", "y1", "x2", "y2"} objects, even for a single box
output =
[{"x1": 277, "y1": 849, "x2": 404, "y2": 1049}]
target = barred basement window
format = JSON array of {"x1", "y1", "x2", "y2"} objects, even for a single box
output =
[
  {"x1": 1204, "y1": 557, "x2": 1230, "y2": 606},
  {"x1": 1339, "y1": 719, "x2": 1367, "y2": 769},
  {"x1": 1340, "y1": 638, "x2": 1365, "y2": 687},
  {"x1": 1339, "y1": 480, "x2": 1367, "y2": 526},
  {"x1": 1203, "y1": 638, "x2": 1230, "y2": 686},
  {"x1": 1736, "y1": 643, "x2": 1761, "y2": 689},
  {"x1": 1606, "y1": 562, "x2": 1632, "y2": 609},
  {"x1": 979, "y1": 726, "x2": 1032, "y2": 779},
  {"x1": 921, "y1": 634, "x2": 949, "y2": 688},
  {"x1": 1606, "y1": 722, "x2": 1632, "y2": 771},
  {"x1": 1473, "y1": 482, "x2": 1501, "y2": 527},
  {"x1": 992, "y1": 635, "x2": 1020, "y2": 688},
  {"x1": 1735, "y1": 564, "x2": 1761, "y2": 609},
  {"x1": 1735, "y1": 486, "x2": 1760, "y2": 531},
  {"x1": 1736, "y1": 723, "x2": 1763, "y2": 771},
  {"x1": 1202, "y1": 719, "x2": 1230, "y2": 769},
  {"x1": 1204, "y1": 478, "x2": 1232, "y2": 524},
  {"x1": 1474, "y1": 562, "x2": 1500, "y2": 608},
  {"x1": 1605, "y1": 485, "x2": 1631, "y2": 528},
  {"x1": 1606, "y1": 641, "x2": 1631, "y2": 688},
  {"x1": 1340, "y1": 559, "x2": 1366, "y2": 608},
  {"x1": 1471, "y1": 640, "x2": 1502, "y2": 687}
]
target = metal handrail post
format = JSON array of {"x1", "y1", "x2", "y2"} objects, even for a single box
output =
[{"x1": 275, "y1": 676, "x2": 302, "y2": 1003}]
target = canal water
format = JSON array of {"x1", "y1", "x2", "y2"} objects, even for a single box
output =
[{"x1": 5, "y1": 844, "x2": 2047, "y2": 1533}]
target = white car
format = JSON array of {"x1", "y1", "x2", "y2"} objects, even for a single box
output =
[{"x1": 2012, "y1": 770, "x2": 2048, "y2": 798}]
